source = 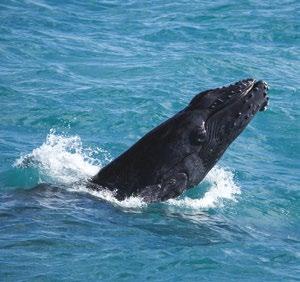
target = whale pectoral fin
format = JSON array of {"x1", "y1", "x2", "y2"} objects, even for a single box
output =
[{"x1": 140, "y1": 173, "x2": 188, "y2": 202}]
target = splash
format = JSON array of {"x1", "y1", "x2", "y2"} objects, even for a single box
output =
[
  {"x1": 166, "y1": 166, "x2": 241, "y2": 209},
  {"x1": 73, "y1": 184, "x2": 147, "y2": 209},
  {"x1": 14, "y1": 129, "x2": 103, "y2": 184},
  {"x1": 15, "y1": 130, "x2": 240, "y2": 210}
]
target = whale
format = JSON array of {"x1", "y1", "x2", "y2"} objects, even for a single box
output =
[{"x1": 90, "y1": 79, "x2": 269, "y2": 202}]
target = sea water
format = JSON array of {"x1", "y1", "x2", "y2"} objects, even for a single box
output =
[{"x1": 0, "y1": 0, "x2": 299, "y2": 281}]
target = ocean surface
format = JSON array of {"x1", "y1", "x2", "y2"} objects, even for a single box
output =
[{"x1": 0, "y1": 0, "x2": 299, "y2": 281}]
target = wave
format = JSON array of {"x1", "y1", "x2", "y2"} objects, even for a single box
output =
[{"x1": 15, "y1": 130, "x2": 241, "y2": 210}]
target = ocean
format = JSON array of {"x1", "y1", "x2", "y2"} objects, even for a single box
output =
[{"x1": 0, "y1": 0, "x2": 299, "y2": 281}]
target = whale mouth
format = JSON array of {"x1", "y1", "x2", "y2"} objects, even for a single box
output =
[
  {"x1": 207, "y1": 78, "x2": 270, "y2": 120},
  {"x1": 240, "y1": 79, "x2": 269, "y2": 115},
  {"x1": 242, "y1": 79, "x2": 269, "y2": 112},
  {"x1": 189, "y1": 78, "x2": 269, "y2": 117}
]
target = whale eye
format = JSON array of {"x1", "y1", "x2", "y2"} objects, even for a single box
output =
[{"x1": 190, "y1": 126, "x2": 207, "y2": 145}]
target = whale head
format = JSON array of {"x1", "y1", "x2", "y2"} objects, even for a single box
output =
[{"x1": 185, "y1": 79, "x2": 269, "y2": 178}]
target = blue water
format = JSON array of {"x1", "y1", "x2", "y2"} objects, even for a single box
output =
[{"x1": 0, "y1": 0, "x2": 299, "y2": 281}]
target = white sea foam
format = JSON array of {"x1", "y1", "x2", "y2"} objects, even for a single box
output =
[
  {"x1": 166, "y1": 166, "x2": 241, "y2": 210},
  {"x1": 15, "y1": 130, "x2": 241, "y2": 210},
  {"x1": 73, "y1": 184, "x2": 147, "y2": 209},
  {"x1": 14, "y1": 129, "x2": 101, "y2": 184}
]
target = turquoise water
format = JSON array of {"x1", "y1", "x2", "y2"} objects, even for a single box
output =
[{"x1": 0, "y1": 0, "x2": 299, "y2": 281}]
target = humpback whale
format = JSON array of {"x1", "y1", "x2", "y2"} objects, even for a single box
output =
[{"x1": 90, "y1": 79, "x2": 269, "y2": 202}]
